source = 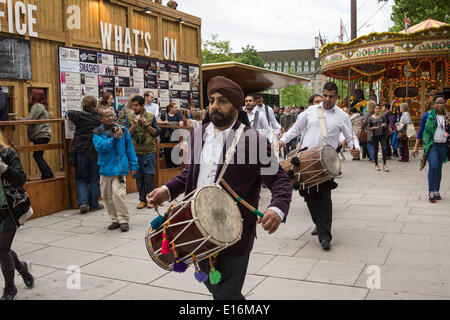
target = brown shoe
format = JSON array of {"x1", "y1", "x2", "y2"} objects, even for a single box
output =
[
  {"x1": 120, "y1": 223, "x2": 129, "y2": 232},
  {"x1": 147, "y1": 202, "x2": 152, "y2": 209},
  {"x1": 383, "y1": 165, "x2": 389, "y2": 172},
  {"x1": 137, "y1": 202, "x2": 146, "y2": 209},
  {"x1": 108, "y1": 222, "x2": 120, "y2": 230}
]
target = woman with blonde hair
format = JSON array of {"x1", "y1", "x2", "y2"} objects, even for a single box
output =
[
  {"x1": 362, "y1": 100, "x2": 376, "y2": 161},
  {"x1": 398, "y1": 102, "x2": 412, "y2": 162},
  {"x1": 0, "y1": 133, "x2": 34, "y2": 300}
]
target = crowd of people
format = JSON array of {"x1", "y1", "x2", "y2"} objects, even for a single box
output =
[{"x1": 0, "y1": 77, "x2": 448, "y2": 300}]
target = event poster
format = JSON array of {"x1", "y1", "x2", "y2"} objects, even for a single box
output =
[{"x1": 58, "y1": 46, "x2": 200, "y2": 119}]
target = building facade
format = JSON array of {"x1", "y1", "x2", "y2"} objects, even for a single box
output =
[{"x1": 258, "y1": 48, "x2": 329, "y2": 96}]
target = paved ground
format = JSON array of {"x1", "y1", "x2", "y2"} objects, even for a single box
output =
[{"x1": 3, "y1": 151, "x2": 450, "y2": 300}]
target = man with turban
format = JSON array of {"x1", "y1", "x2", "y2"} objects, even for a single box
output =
[{"x1": 147, "y1": 76, "x2": 292, "y2": 300}]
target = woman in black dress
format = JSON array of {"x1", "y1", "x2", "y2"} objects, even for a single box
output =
[{"x1": 0, "y1": 134, "x2": 34, "y2": 300}]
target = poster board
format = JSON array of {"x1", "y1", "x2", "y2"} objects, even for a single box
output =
[{"x1": 58, "y1": 46, "x2": 201, "y2": 118}]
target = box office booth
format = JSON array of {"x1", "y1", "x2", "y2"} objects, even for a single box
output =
[{"x1": 0, "y1": 0, "x2": 202, "y2": 218}]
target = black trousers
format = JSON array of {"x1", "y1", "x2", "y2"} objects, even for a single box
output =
[
  {"x1": 136, "y1": 174, "x2": 154, "y2": 203},
  {"x1": 300, "y1": 182, "x2": 333, "y2": 243},
  {"x1": 372, "y1": 135, "x2": 387, "y2": 166},
  {"x1": 198, "y1": 254, "x2": 250, "y2": 300}
]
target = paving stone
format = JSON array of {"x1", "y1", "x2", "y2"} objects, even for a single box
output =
[
  {"x1": 401, "y1": 222, "x2": 442, "y2": 235},
  {"x1": 384, "y1": 248, "x2": 450, "y2": 271},
  {"x1": 295, "y1": 242, "x2": 390, "y2": 265},
  {"x1": 247, "y1": 253, "x2": 275, "y2": 274},
  {"x1": 306, "y1": 260, "x2": 366, "y2": 286},
  {"x1": 107, "y1": 239, "x2": 151, "y2": 261},
  {"x1": 252, "y1": 237, "x2": 307, "y2": 256},
  {"x1": 247, "y1": 277, "x2": 368, "y2": 300},
  {"x1": 21, "y1": 246, "x2": 106, "y2": 269},
  {"x1": 11, "y1": 240, "x2": 47, "y2": 256},
  {"x1": 50, "y1": 234, "x2": 132, "y2": 253},
  {"x1": 151, "y1": 267, "x2": 265, "y2": 297},
  {"x1": 332, "y1": 218, "x2": 404, "y2": 233},
  {"x1": 102, "y1": 283, "x2": 210, "y2": 300},
  {"x1": 300, "y1": 229, "x2": 384, "y2": 247},
  {"x1": 14, "y1": 228, "x2": 74, "y2": 245},
  {"x1": 82, "y1": 255, "x2": 168, "y2": 284},
  {"x1": 430, "y1": 236, "x2": 450, "y2": 253},
  {"x1": 256, "y1": 256, "x2": 318, "y2": 280},
  {"x1": 366, "y1": 289, "x2": 449, "y2": 300},
  {"x1": 379, "y1": 233, "x2": 432, "y2": 251},
  {"x1": 356, "y1": 265, "x2": 450, "y2": 298},
  {"x1": 17, "y1": 270, "x2": 128, "y2": 300}
]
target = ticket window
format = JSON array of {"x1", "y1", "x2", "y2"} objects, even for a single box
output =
[{"x1": 0, "y1": 85, "x2": 14, "y2": 120}]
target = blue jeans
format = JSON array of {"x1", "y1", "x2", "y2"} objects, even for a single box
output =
[
  {"x1": 366, "y1": 141, "x2": 374, "y2": 160},
  {"x1": 75, "y1": 154, "x2": 101, "y2": 209},
  {"x1": 427, "y1": 144, "x2": 447, "y2": 193},
  {"x1": 33, "y1": 138, "x2": 55, "y2": 179}
]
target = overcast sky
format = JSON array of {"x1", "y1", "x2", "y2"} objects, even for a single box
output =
[{"x1": 179, "y1": 0, "x2": 395, "y2": 52}]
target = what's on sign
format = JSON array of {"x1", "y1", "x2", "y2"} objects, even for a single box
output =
[
  {"x1": 0, "y1": 0, "x2": 38, "y2": 37},
  {"x1": 100, "y1": 21, "x2": 178, "y2": 61}
]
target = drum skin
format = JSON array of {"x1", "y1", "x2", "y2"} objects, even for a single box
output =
[{"x1": 281, "y1": 145, "x2": 340, "y2": 189}]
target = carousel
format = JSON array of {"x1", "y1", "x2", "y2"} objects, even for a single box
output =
[{"x1": 320, "y1": 19, "x2": 450, "y2": 122}]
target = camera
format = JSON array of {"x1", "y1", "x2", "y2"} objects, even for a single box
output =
[
  {"x1": 135, "y1": 135, "x2": 146, "y2": 144},
  {"x1": 113, "y1": 124, "x2": 121, "y2": 132}
]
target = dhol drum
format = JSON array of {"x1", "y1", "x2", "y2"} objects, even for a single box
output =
[
  {"x1": 146, "y1": 185, "x2": 243, "y2": 271},
  {"x1": 281, "y1": 145, "x2": 341, "y2": 189}
]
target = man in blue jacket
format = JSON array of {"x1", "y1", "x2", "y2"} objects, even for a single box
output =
[{"x1": 93, "y1": 108, "x2": 139, "y2": 232}]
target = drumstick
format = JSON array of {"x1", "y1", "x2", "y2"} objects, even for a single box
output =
[{"x1": 220, "y1": 179, "x2": 264, "y2": 218}]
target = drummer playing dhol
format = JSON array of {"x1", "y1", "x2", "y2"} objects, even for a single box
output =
[
  {"x1": 147, "y1": 76, "x2": 292, "y2": 300},
  {"x1": 278, "y1": 82, "x2": 360, "y2": 251}
]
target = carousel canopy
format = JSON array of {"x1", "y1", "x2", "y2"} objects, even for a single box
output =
[
  {"x1": 319, "y1": 20, "x2": 450, "y2": 83},
  {"x1": 399, "y1": 18, "x2": 449, "y2": 34}
]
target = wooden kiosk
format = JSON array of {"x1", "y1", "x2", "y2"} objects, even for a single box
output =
[{"x1": 0, "y1": 0, "x2": 202, "y2": 218}]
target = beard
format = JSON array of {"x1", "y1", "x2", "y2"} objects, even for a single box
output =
[{"x1": 210, "y1": 108, "x2": 237, "y2": 127}]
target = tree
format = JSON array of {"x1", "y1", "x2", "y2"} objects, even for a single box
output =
[
  {"x1": 280, "y1": 68, "x2": 311, "y2": 106},
  {"x1": 237, "y1": 45, "x2": 265, "y2": 68},
  {"x1": 379, "y1": 0, "x2": 450, "y2": 32},
  {"x1": 202, "y1": 34, "x2": 236, "y2": 64}
]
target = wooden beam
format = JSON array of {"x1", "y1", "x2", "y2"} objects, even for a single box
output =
[{"x1": 17, "y1": 143, "x2": 64, "y2": 153}]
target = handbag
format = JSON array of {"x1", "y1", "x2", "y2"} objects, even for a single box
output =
[
  {"x1": 406, "y1": 124, "x2": 417, "y2": 139},
  {"x1": 357, "y1": 119, "x2": 368, "y2": 142}
]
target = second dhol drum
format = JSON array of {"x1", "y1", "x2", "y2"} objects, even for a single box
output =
[
  {"x1": 281, "y1": 145, "x2": 341, "y2": 190},
  {"x1": 146, "y1": 185, "x2": 243, "y2": 271}
]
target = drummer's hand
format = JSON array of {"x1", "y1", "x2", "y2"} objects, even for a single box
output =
[
  {"x1": 146, "y1": 187, "x2": 170, "y2": 209},
  {"x1": 278, "y1": 141, "x2": 285, "y2": 152},
  {"x1": 412, "y1": 147, "x2": 419, "y2": 158},
  {"x1": 350, "y1": 148, "x2": 360, "y2": 158},
  {"x1": 257, "y1": 209, "x2": 281, "y2": 234}
]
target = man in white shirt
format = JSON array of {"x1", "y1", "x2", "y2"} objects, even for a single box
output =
[
  {"x1": 279, "y1": 82, "x2": 360, "y2": 251},
  {"x1": 245, "y1": 93, "x2": 272, "y2": 142},
  {"x1": 254, "y1": 93, "x2": 281, "y2": 136},
  {"x1": 147, "y1": 76, "x2": 292, "y2": 300},
  {"x1": 144, "y1": 91, "x2": 159, "y2": 118}
]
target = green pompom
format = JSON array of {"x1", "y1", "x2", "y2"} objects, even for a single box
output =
[
  {"x1": 209, "y1": 268, "x2": 221, "y2": 285},
  {"x1": 151, "y1": 215, "x2": 166, "y2": 230}
]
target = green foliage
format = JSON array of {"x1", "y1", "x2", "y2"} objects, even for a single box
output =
[
  {"x1": 379, "y1": 0, "x2": 450, "y2": 32},
  {"x1": 237, "y1": 45, "x2": 265, "y2": 68},
  {"x1": 202, "y1": 34, "x2": 236, "y2": 64},
  {"x1": 280, "y1": 69, "x2": 310, "y2": 106}
]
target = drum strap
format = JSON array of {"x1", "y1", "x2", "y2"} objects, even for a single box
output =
[
  {"x1": 215, "y1": 123, "x2": 246, "y2": 184},
  {"x1": 317, "y1": 106, "x2": 329, "y2": 145}
]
